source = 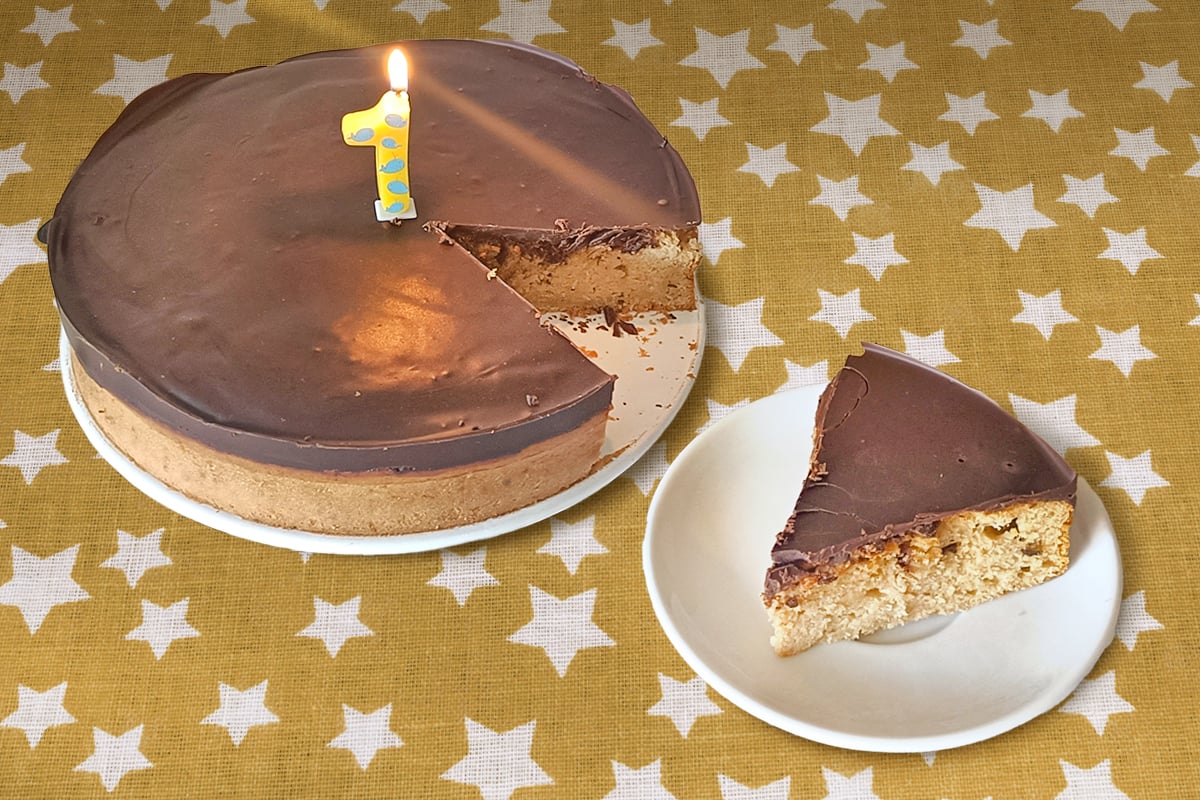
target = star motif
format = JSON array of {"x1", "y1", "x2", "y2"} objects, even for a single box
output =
[
  {"x1": 780, "y1": 359, "x2": 830, "y2": 391},
  {"x1": 628, "y1": 440, "x2": 668, "y2": 496},
  {"x1": 1134, "y1": 60, "x2": 1192, "y2": 102},
  {"x1": 0, "y1": 61, "x2": 49, "y2": 104},
  {"x1": 392, "y1": 0, "x2": 449, "y2": 25},
  {"x1": 921, "y1": 752, "x2": 936, "y2": 766},
  {"x1": 765, "y1": 23, "x2": 825, "y2": 65},
  {"x1": 1013, "y1": 289, "x2": 1079, "y2": 340},
  {"x1": 698, "y1": 397, "x2": 752, "y2": 435},
  {"x1": 0, "y1": 143, "x2": 32, "y2": 189},
  {"x1": 1097, "y1": 227, "x2": 1162, "y2": 275},
  {"x1": 1073, "y1": 0, "x2": 1159, "y2": 31},
  {"x1": 679, "y1": 28, "x2": 766, "y2": 90},
  {"x1": 1115, "y1": 590, "x2": 1163, "y2": 650},
  {"x1": 605, "y1": 759, "x2": 677, "y2": 799},
  {"x1": 1059, "y1": 670, "x2": 1134, "y2": 735},
  {"x1": 1, "y1": 219, "x2": 47, "y2": 282},
  {"x1": 508, "y1": 586, "x2": 615, "y2": 677},
  {"x1": 127, "y1": 598, "x2": 200, "y2": 659},
  {"x1": 1192, "y1": 293, "x2": 1200, "y2": 325},
  {"x1": 99, "y1": 528, "x2": 171, "y2": 588},
  {"x1": 328, "y1": 704, "x2": 404, "y2": 770},
  {"x1": 1008, "y1": 394, "x2": 1101, "y2": 453},
  {"x1": 964, "y1": 183, "x2": 1057, "y2": 251},
  {"x1": 821, "y1": 766, "x2": 881, "y2": 800},
  {"x1": 846, "y1": 232, "x2": 907, "y2": 281},
  {"x1": 810, "y1": 288, "x2": 875, "y2": 339},
  {"x1": 738, "y1": 142, "x2": 800, "y2": 188},
  {"x1": 671, "y1": 97, "x2": 731, "y2": 141},
  {"x1": 718, "y1": 775, "x2": 791, "y2": 800},
  {"x1": 647, "y1": 674, "x2": 722, "y2": 737},
  {"x1": 698, "y1": 217, "x2": 745, "y2": 265},
  {"x1": 201, "y1": 680, "x2": 279, "y2": 746},
  {"x1": 21, "y1": 6, "x2": 79, "y2": 46},
  {"x1": 703, "y1": 295, "x2": 783, "y2": 372},
  {"x1": 939, "y1": 91, "x2": 998, "y2": 135},
  {"x1": 1058, "y1": 174, "x2": 1118, "y2": 218},
  {"x1": 1100, "y1": 449, "x2": 1168, "y2": 505},
  {"x1": 441, "y1": 718, "x2": 553, "y2": 799},
  {"x1": 602, "y1": 19, "x2": 662, "y2": 60},
  {"x1": 1, "y1": 429, "x2": 67, "y2": 484},
  {"x1": 828, "y1": 0, "x2": 885, "y2": 23},
  {"x1": 1187, "y1": 134, "x2": 1200, "y2": 177},
  {"x1": 859, "y1": 42, "x2": 918, "y2": 82},
  {"x1": 1109, "y1": 127, "x2": 1167, "y2": 171},
  {"x1": 901, "y1": 330, "x2": 960, "y2": 368},
  {"x1": 1055, "y1": 759, "x2": 1132, "y2": 800},
  {"x1": 0, "y1": 545, "x2": 89, "y2": 633},
  {"x1": 810, "y1": 175, "x2": 872, "y2": 221},
  {"x1": 811, "y1": 93, "x2": 900, "y2": 156},
  {"x1": 428, "y1": 546, "x2": 498, "y2": 606},
  {"x1": 1023, "y1": 89, "x2": 1084, "y2": 133},
  {"x1": 538, "y1": 516, "x2": 607, "y2": 575},
  {"x1": 197, "y1": 0, "x2": 255, "y2": 38},
  {"x1": 94, "y1": 54, "x2": 173, "y2": 105},
  {"x1": 480, "y1": 0, "x2": 565, "y2": 45},
  {"x1": 953, "y1": 19, "x2": 1011, "y2": 59},
  {"x1": 1090, "y1": 324, "x2": 1155, "y2": 377},
  {"x1": 1, "y1": 683, "x2": 75, "y2": 747},
  {"x1": 297, "y1": 596, "x2": 374, "y2": 657},
  {"x1": 74, "y1": 725, "x2": 153, "y2": 792},
  {"x1": 902, "y1": 141, "x2": 964, "y2": 186}
]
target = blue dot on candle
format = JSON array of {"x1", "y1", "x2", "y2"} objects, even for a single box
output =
[
  {"x1": 387, "y1": 180, "x2": 409, "y2": 195},
  {"x1": 384, "y1": 200, "x2": 408, "y2": 213},
  {"x1": 349, "y1": 128, "x2": 374, "y2": 142},
  {"x1": 384, "y1": 114, "x2": 408, "y2": 128},
  {"x1": 379, "y1": 158, "x2": 406, "y2": 173},
  {"x1": 381, "y1": 137, "x2": 399, "y2": 149}
]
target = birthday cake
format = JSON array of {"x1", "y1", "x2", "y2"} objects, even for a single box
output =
[
  {"x1": 764, "y1": 345, "x2": 1076, "y2": 655},
  {"x1": 45, "y1": 40, "x2": 701, "y2": 535}
]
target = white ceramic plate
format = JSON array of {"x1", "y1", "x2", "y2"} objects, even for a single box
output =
[
  {"x1": 61, "y1": 305, "x2": 701, "y2": 555},
  {"x1": 643, "y1": 386, "x2": 1122, "y2": 753}
]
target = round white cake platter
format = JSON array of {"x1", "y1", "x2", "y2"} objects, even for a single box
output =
[
  {"x1": 644, "y1": 386, "x2": 1123, "y2": 753},
  {"x1": 60, "y1": 304, "x2": 702, "y2": 555}
]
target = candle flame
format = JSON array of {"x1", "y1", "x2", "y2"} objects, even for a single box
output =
[{"x1": 388, "y1": 49, "x2": 408, "y2": 93}]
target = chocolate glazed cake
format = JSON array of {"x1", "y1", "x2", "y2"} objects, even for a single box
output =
[
  {"x1": 45, "y1": 40, "x2": 701, "y2": 535},
  {"x1": 764, "y1": 345, "x2": 1076, "y2": 655}
]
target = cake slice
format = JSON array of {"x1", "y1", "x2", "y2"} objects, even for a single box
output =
[{"x1": 763, "y1": 344, "x2": 1076, "y2": 655}]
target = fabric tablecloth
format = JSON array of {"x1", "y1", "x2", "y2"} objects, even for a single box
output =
[{"x1": 1, "y1": 0, "x2": 1196, "y2": 797}]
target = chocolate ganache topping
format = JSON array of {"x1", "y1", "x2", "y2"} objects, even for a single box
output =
[
  {"x1": 766, "y1": 344, "x2": 1076, "y2": 594},
  {"x1": 46, "y1": 40, "x2": 700, "y2": 472}
]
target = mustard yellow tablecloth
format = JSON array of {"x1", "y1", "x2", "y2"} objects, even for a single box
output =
[{"x1": 1, "y1": 1, "x2": 1196, "y2": 797}]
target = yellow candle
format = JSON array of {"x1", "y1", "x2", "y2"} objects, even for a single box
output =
[{"x1": 341, "y1": 49, "x2": 416, "y2": 222}]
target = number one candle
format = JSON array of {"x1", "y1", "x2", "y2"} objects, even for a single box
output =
[{"x1": 341, "y1": 48, "x2": 417, "y2": 222}]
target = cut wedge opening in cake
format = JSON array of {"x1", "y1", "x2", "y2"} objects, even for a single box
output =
[{"x1": 763, "y1": 344, "x2": 1077, "y2": 656}]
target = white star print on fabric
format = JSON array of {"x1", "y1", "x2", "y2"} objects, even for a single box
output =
[
  {"x1": 810, "y1": 175, "x2": 872, "y2": 221},
  {"x1": 737, "y1": 142, "x2": 800, "y2": 187},
  {"x1": 1097, "y1": 227, "x2": 1162, "y2": 275},
  {"x1": 441, "y1": 719, "x2": 553, "y2": 800},
  {"x1": 508, "y1": 586, "x2": 615, "y2": 676},
  {"x1": 1059, "y1": 671, "x2": 1134, "y2": 735},
  {"x1": 1, "y1": 683, "x2": 75, "y2": 747},
  {"x1": 1054, "y1": 759, "x2": 1132, "y2": 800},
  {"x1": 202, "y1": 680, "x2": 279, "y2": 746},
  {"x1": 828, "y1": 0, "x2": 885, "y2": 24},
  {"x1": 921, "y1": 752, "x2": 936, "y2": 766},
  {"x1": 1100, "y1": 449, "x2": 1168, "y2": 505},
  {"x1": 964, "y1": 183, "x2": 1057, "y2": 251},
  {"x1": 0, "y1": 61, "x2": 49, "y2": 103},
  {"x1": 1186, "y1": 134, "x2": 1200, "y2": 177},
  {"x1": 297, "y1": 596, "x2": 374, "y2": 657},
  {"x1": 703, "y1": 295, "x2": 783, "y2": 372},
  {"x1": 1, "y1": 219, "x2": 46, "y2": 282},
  {"x1": 1192, "y1": 293, "x2": 1200, "y2": 325},
  {"x1": 902, "y1": 141, "x2": 963, "y2": 186},
  {"x1": 1023, "y1": 89, "x2": 1084, "y2": 132},
  {"x1": 428, "y1": 547, "x2": 499, "y2": 606},
  {"x1": 627, "y1": 440, "x2": 668, "y2": 497},
  {"x1": 480, "y1": 0, "x2": 565, "y2": 45},
  {"x1": 1134, "y1": 60, "x2": 1193, "y2": 102},
  {"x1": 846, "y1": 232, "x2": 907, "y2": 281},
  {"x1": 940, "y1": 91, "x2": 998, "y2": 135},
  {"x1": 766, "y1": 23, "x2": 825, "y2": 65},
  {"x1": 393, "y1": 0, "x2": 449, "y2": 25},
  {"x1": 1090, "y1": 325, "x2": 1155, "y2": 377},
  {"x1": 810, "y1": 288, "x2": 874, "y2": 338},
  {"x1": 780, "y1": 359, "x2": 829, "y2": 391},
  {"x1": 99, "y1": 528, "x2": 171, "y2": 588},
  {"x1": 1073, "y1": 0, "x2": 1159, "y2": 31},
  {"x1": 859, "y1": 42, "x2": 918, "y2": 82},
  {"x1": 1013, "y1": 289, "x2": 1079, "y2": 339},
  {"x1": 902, "y1": 330, "x2": 960, "y2": 368},
  {"x1": 697, "y1": 397, "x2": 752, "y2": 435},
  {"x1": 1109, "y1": 127, "x2": 1167, "y2": 171},
  {"x1": 328, "y1": 704, "x2": 404, "y2": 770},
  {"x1": 538, "y1": 516, "x2": 607, "y2": 575},
  {"x1": 953, "y1": 19, "x2": 1011, "y2": 59},
  {"x1": 21, "y1": 6, "x2": 79, "y2": 47},
  {"x1": 679, "y1": 29, "x2": 765, "y2": 89},
  {"x1": 602, "y1": 19, "x2": 662, "y2": 60},
  {"x1": 94, "y1": 54, "x2": 172, "y2": 105},
  {"x1": 821, "y1": 766, "x2": 881, "y2": 800},
  {"x1": 718, "y1": 775, "x2": 791, "y2": 800},
  {"x1": 0, "y1": 545, "x2": 89, "y2": 633},
  {"x1": 604, "y1": 759, "x2": 677, "y2": 800},
  {"x1": 671, "y1": 97, "x2": 731, "y2": 141},
  {"x1": 1115, "y1": 590, "x2": 1163, "y2": 650},
  {"x1": 127, "y1": 598, "x2": 200, "y2": 659},
  {"x1": 197, "y1": 0, "x2": 254, "y2": 39},
  {"x1": 1058, "y1": 174, "x2": 1118, "y2": 218},
  {"x1": 1008, "y1": 394, "x2": 1101, "y2": 453},
  {"x1": 1, "y1": 430, "x2": 68, "y2": 484},
  {"x1": 0, "y1": 143, "x2": 32, "y2": 188},
  {"x1": 646, "y1": 674, "x2": 722, "y2": 737},
  {"x1": 74, "y1": 725, "x2": 153, "y2": 792},
  {"x1": 811, "y1": 93, "x2": 900, "y2": 156}
]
